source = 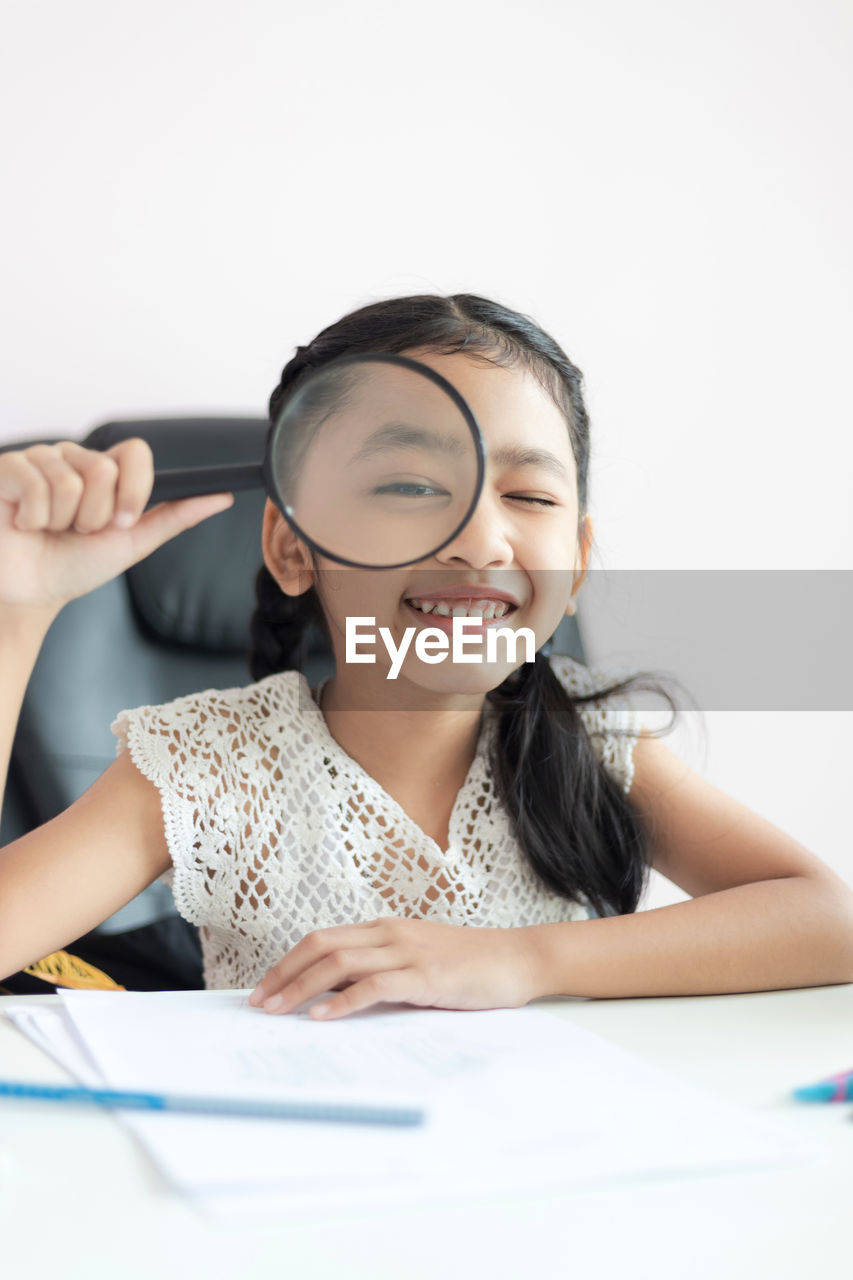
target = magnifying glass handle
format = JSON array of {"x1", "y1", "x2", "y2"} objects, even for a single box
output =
[{"x1": 148, "y1": 462, "x2": 266, "y2": 506}]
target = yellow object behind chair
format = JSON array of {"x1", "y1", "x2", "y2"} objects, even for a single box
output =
[{"x1": 24, "y1": 950, "x2": 125, "y2": 991}]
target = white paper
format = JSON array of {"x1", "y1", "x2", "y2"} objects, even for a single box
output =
[
  {"x1": 4, "y1": 1004, "x2": 104, "y2": 1085},
  {"x1": 5, "y1": 991, "x2": 816, "y2": 1219}
]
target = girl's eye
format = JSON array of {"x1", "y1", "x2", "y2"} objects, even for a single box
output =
[
  {"x1": 506, "y1": 494, "x2": 558, "y2": 508},
  {"x1": 373, "y1": 482, "x2": 450, "y2": 498}
]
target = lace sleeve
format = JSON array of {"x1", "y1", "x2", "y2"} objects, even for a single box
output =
[
  {"x1": 548, "y1": 654, "x2": 643, "y2": 795},
  {"x1": 110, "y1": 685, "x2": 257, "y2": 929}
]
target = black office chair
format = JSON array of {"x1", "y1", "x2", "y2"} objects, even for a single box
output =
[{"x1": 1, "y1": 417, "x2": 586, "y2": 989}]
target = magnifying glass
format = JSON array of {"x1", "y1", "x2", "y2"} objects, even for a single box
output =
[{"x1": 148, "y1": 353, "x2": 486, "y2": 569}]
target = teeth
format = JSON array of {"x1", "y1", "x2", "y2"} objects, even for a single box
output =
[{"x1": 408, "y1": 598, "x2": 514, "y2": 619}]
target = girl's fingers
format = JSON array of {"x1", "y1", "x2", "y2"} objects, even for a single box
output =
[
  {"x1": 9, "y1": 439, "x2": 153, "y2": 535},
  {"x1": 0, "y1": 451, "x2": 51, "y2": 530},
  {"x1": 124, "y1": 492, "x2": 235, "y2": 562},
  {"x1": 16, "y1": 445, "x2": 85, "y2": 532},
  {"x1": 64, "y1": 447, "x2": 121, "y2": 533},
  {"x1": 260, "y1": 946, "x2": 401, "y2": 1014},
  {"x1": 307, "y1": 969, "x2": 422, "y2": 1021},
  {"x1": 250, "y1": 921, "x2": 384, "y2": 1006},
  {"x1": 104, "y1": 437, "x2": 155, "y2": 526},
  {"x1": 34, "y1": 440, "x2": 229, "y2": 548}
]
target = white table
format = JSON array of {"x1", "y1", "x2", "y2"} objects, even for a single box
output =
[{"x1": 1, "y1": 985, "x2": 852, "y2": 1280}]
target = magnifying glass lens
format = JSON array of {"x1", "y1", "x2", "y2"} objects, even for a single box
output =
[{"x1": 268, "y1": 356, "x2": 481, "y2": 568}]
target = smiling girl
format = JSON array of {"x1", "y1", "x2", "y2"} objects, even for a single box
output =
[{"x1": 2, "y1": 293, "x2": 853, "y2": 1014}]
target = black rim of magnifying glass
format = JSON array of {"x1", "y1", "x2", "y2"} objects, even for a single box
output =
[{"x1": 262, "y1": 351, "x2": 487, "y2": 570}]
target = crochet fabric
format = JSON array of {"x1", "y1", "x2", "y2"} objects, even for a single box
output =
[{"x1": 112, "y1": 656, "x2": 641, "y2": 990}]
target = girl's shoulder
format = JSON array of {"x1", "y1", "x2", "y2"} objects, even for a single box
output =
[
  {"x1": 548, "y1": 652, "x2": 639, "y2": 706},
  {"x1": 110, "y1": 670, "x2": 316, "y2": 786},
  {"x1": 112, "y1": 669, "x2": 308, "y2": 733},
  {"x1": 547, "y1": 654, "x2": 642, "y2": 794}
]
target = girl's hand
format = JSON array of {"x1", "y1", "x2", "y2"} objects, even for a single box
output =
[
  {"x1": 248, "y1": 918, "x2": 544, "y2": 1020},
  {"x1": 0, "y1": 439, "x2": 233, "y2": 614}
]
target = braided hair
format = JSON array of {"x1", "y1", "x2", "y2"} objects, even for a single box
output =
[{"x1": 250, "y1": 294, "x2": 682, "y2": 917}]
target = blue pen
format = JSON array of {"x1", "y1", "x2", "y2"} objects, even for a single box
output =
[
  {"x1": 792, "y1": 1068, "x2": 853, "y2": 1103},
  {"x1": 0, "y1": 1080, "x2": 425, "y2": 1127}
]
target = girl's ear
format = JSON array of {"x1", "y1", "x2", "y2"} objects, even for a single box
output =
[
  {"x1": 261, "y1": 500, "x2": 315, "y2": 597},
  {"x1": 565, "y1": 514, "x2": 593, "y2": 616}
]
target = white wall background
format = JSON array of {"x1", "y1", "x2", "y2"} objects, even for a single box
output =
[{"x1": 2, "y1": 0, "x2": 851, "y2": 902}]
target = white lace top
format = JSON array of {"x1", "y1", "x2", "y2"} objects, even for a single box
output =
[{"x1": 111, "y1": 655, "x2": 641, "y2": 989}]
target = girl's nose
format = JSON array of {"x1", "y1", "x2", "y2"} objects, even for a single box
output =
[{"x1": 433, "y1": 492, "x2": 513, "y2": 569}]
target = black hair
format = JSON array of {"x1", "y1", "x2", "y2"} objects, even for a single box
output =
[{"x1": 250, "y1": 293, "x2": 684, "y2": 918}]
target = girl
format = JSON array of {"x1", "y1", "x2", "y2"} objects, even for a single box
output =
[{"x1": 1, "y1": 293, "x2": 852, "y2": 1018}]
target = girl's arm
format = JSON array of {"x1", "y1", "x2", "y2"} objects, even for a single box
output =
[
  {"x1": 529, "y1": 731, "x2": 853, "y2": 998},
  {"x1": 0, "y1": 750, "x2": 172, "y2": 982},
  {"x1": 0, "y1": 609, "x2": 170, "y2": 979},
  {"x1": 0, "y1": 438, "x2": 233, "y2": 982},
  {"x1": 0, "y1": 606, "x2": 57, "y2": 815}
]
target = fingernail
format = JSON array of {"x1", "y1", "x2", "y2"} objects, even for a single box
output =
[
  {"x1": 264, "y1": 994, "x2": 285, "y2": 1012},
  {"x1": 113, "y1": 511, "x2": 134, "y2": 528},
  {"x1": 311, "y1": 1003, "x2": 330, "y2": 1019},
  {"x1": 248, "y1": 989, "x2": 263, "y2": 1006}
]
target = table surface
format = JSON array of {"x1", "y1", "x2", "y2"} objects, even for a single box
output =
[{"x1": 2, "y1": 984, "x2": 852, "y2": 1280}]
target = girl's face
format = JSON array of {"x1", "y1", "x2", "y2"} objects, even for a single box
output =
[{"x1": 266, "y1": 349, "x2": 590, "y2": 701}]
